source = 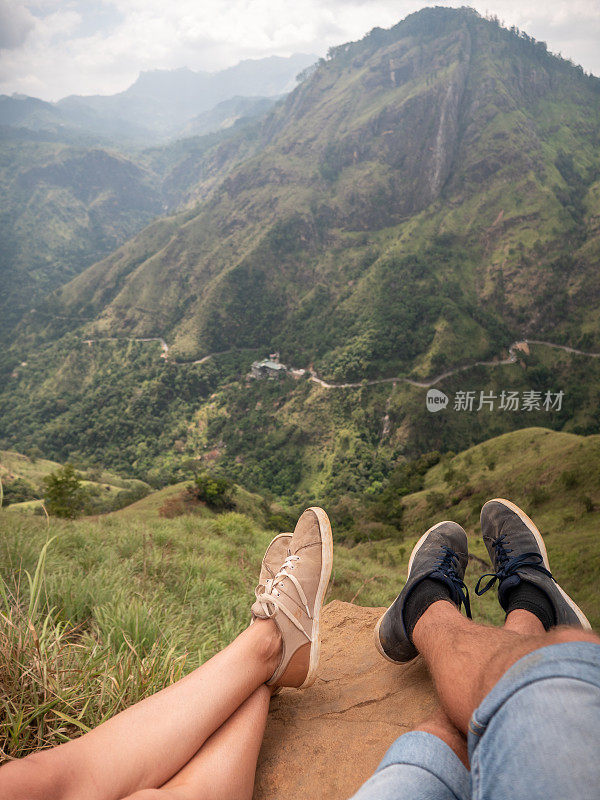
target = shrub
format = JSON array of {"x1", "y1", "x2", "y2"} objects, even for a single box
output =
[
  {"x1": 426, "y1": 491, "x2": 446, "y2": 512},
  {"x1": 530, "y1": 486, "x2": 549, "y2": 507},
  {"x1": 443, "y1": 468, "x2": 455, "y2": 484},
  {"x1": 267, "y1": 512, "x2": 295, "y2": 532},
  {"x1": 43, "y1": 464, "x2": 85, "y2": 519},
  {"x1": 188, "y1": 471, "x2": 234, "y2": 510},
  {"x1": 1, "y1": 477, "x2": 38, "y2": 506},
  {"x1": 582, "y1": 495, "x2": 594, "y2": 513},
  {"x1": 561, "y1": 469, "x2": 580, "y2": 489}
]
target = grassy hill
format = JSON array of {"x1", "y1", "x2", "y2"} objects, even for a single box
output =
[
  {"x1": 0, "y1": 450, "x2": 150, "y2": 515},
  {"x1": 0, "y1": 427, "x2": 597, "y2": 758}
]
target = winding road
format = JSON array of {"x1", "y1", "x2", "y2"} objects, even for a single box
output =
[
  {"x1": 309, "y1": 339, "x2": 600, "y2": 389},
  {"x1": 525, "y1": 339, "x2": 600, "y2": 359},
  {"x1": 81, "y1": 337, "x2": 600, "y2": 390},
  {"x1": 308, "y1": 342, "x2": 525, "y2": 389}
]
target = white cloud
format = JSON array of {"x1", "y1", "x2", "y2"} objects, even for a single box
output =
[
  {"x1": 0, "y1": 0, "x2": 35, "y2": 49},
  {"x1": 0, "y1": 0, "x2": 598, "y2": 100}
]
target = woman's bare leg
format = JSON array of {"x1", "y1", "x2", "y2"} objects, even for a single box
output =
[
  {"x1": 121, "y1": 684, "x2": 272, "y2": 800},
  {"x1": 0, "y1": 619, "x2": 281, "y2": 800}
]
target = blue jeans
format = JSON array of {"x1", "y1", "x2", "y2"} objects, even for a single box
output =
[{"x1": 350, "y1": 642, "x2": 600, "y2": 800}]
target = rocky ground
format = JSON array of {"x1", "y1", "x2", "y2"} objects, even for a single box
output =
[{"x1": 255, "y1": 601, "x2": 437, "y2": 799}]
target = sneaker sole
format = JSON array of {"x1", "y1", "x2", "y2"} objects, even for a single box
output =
[
  {"x1": 299, "y1": 506, "x2": 334, "y2": 688},
  {"x1": 373, "y1": 520, "x2": 459, "y2": 663},
  {"x1": 484, "y1": 498, "x2": 591, "y2": 630}
]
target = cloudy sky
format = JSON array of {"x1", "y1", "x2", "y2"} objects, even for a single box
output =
[{"x1": 1, "y1": 0, "x2": 599, "y2": 101}]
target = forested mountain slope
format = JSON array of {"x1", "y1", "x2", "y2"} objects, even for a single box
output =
[
  {"x1": 0, "y1": 56, "x2": 316, "y2": 338},
  {"x1": 3, "y1": 8, "x2": 600, "y2": 497},
  {"x1": 0, "y1": 140, "x2": 162, "y2": 336},
  {"x1": 0, "y1": 109, "x2": 274, "y2": 338},
  {"x1": 45, "y1": 6, "x2": 600, "y2": 381}
]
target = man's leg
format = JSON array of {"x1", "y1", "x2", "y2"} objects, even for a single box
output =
[
  {"x1": 370, "y1": 501, "x2": 600, "y2": 799},
  {"x1": 414, "y1": 707, "x2": 468, "y2": 769},
  {"x1": 376, "y1": 499, "x2": 598, "y2": 734},
  {"x1": 356, "y1": 602, "x2": 597, "y2": 800},
  {"x1": 412, "y1": 600, "x2": 599, "y2": 733},
  {"x1": 348, "y1": 520, "x2": 472, "y2": 800},
  {"x1": 465, "y1": 633, "x2": 600, "y2": 800},
  {"x1": 503, "y1": 607, "x2": 545, "y2": 635},
  {"x1": 348, "y1": 707, "x2": 471, "y2": 800}
]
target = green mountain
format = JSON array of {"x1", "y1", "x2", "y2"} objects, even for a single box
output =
[
  {"x1": 48, "y1": 7, "x2": 600, "y2": 371},
  {"x1": 0, "y1": 140, "x2": 163, "y2": 336},
  {"x1": 2, "y1": 7, "x2": 600, "y2": 504},
  {"x1": 0, "y1": 110, "x2": 276, "y2": 339},
  {"x1": 0, "y1": 110, "x2": 273, "y2": 343},
  {"x1": 0, "y1": 57, "x2": 317, "y2": 339}
]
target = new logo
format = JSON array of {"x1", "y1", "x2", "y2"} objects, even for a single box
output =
[{"x1": 426, "y1": 388, "x2": 448, "y2": 412}]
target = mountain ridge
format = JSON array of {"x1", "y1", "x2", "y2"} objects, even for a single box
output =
[{"x1": 1, "y1": 54, "x2": 317, "y2": 145}]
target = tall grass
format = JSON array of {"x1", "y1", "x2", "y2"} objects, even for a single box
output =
[
  {"x1": 0, "y1": 535, "x2": 192, "y2": 760},
  {"x1": 0, "y1": 511, "x2": 410, "y2": 762}
]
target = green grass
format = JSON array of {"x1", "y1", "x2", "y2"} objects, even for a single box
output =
[
  {"x1": 1, "y1": 426, "x2": 598, "y2": 761},
  {"x1": 0, "y1": 451, "x2": 63, "y2": 486},
  {"x1": 3, "y1": 499, "x2": 44, "y2": 514},
  {"x1": 0, "y1": 509, "x2": 406, "y2": 760}
]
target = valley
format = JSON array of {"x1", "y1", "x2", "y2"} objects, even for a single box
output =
[{"x1": 12, "y1": 333, "x2": 600, "y2": 390}]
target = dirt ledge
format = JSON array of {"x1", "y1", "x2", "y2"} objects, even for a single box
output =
[{"x1": 255, "y1": 600, "x2": 437, "y2": 799}]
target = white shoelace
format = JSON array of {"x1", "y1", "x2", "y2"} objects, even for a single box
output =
[{"x1": 255, "y1": 553, "x2": 313, "y2": 639}]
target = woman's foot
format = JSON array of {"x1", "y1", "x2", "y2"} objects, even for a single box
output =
[{"x1": 251, "y1": 507, "x2": 333, "y2": 689}]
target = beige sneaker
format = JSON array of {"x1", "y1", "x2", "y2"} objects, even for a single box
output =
[
  {"x1": 254, "y1": 533, "x2": 292, "y2": 605},
  {"x1": 251, "y1": 507, "x2": 333, "y2": 689}
]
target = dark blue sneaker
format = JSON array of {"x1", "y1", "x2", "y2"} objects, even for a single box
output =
[
  {"x1": 375, "y1": 521, "x2": 471, "y2": 663},
  {"x1": 476, "y1": 498, "x2": 591, "y2": 629}
]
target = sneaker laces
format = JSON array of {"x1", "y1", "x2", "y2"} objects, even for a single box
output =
[
  {"x1": 254, "y1": 554, "x2": 313, "y2": 639},
  {"x1": 475, "y1": 534, "x2": 553, "y2": 596},
  {"x1": 432, "y1": 546, "x2": 472, "y2": 618}
]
